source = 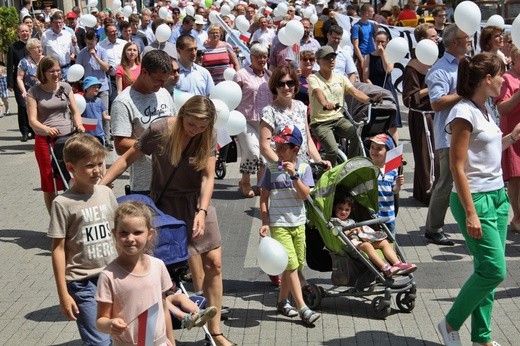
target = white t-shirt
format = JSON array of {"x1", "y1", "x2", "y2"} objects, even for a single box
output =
[
  {"x1": 446, "y1": 99, "x2": 504, "y2": 193},
  {"x1": 111, "y1": 87, "x2": 176, "y2": 192}
]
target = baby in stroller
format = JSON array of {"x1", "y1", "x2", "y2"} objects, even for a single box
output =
[
  {"x1": 164, "y1": 284, "x2": 217, "y2": 330},
  {"x1": 330, "y1": 191, "x2": 417, "y2": 277}
]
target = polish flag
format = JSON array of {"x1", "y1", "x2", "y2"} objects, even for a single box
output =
[
  {"x1": 239, "y1": 31, "x2": 251, "y2": 43},
  {"x1": 81, "y1": 117, "x2": 98, "y2": 132},
  {"x1": 264, "y1": 7, "x2": 273, "y2": 16},
  {"x1": 384, "y1": 144, "x2": 403, "y2": 174},
  {"x1": 137, "y1": 302, "x2": 159, "y2": 346}
]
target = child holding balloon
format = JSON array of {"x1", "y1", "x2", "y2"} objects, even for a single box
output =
[{"x1": 258, "y1": 125, "x2": 321, "y2": 325}]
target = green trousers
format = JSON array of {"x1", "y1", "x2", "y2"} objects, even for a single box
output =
[{"x1": 447, "y1": 189, "x2": 509, "y2": 343}]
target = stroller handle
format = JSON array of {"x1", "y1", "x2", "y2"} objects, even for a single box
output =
[{"x1": 334, "y1": 216, "x2": 392, "y2": 232}]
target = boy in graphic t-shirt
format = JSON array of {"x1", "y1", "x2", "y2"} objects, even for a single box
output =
[{"x1": 48, "y1": 134, "x2": 117, "y2": 346}]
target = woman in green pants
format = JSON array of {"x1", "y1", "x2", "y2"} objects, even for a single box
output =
[{"x1": 439, "y1": 52, "x2": 520, "y2": 346}]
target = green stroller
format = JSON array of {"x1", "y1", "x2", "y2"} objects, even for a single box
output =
[{"x1": 304, "y1": 157, "x2": 417, "y2": 319}]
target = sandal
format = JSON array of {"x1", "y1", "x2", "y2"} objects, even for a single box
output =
[
  {"x1": 277, "y1": 299, "x2": 298, "y2": 317},
  {"x1": 194, "y1": 306, "x2": 218, "y2": 327},
  {"x1": 205, "y1": 333, "x2": 238, "y2": 346},
  {"x1": 238, "y1": 181, "x2": 254, "y2": 198},
  {"x1": 299, "y1": 306, "x2": 321, "y2": 325}
]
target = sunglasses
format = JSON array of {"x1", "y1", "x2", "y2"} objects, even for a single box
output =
[
  {"x1": 302, "y1": 57, "x2": 315, "y2": 62},
  {"x1": 172, "y1": 68, "x2": 180, "y2": 73},
  {"x1": 276, "y1": 80, "x2": 296, "y2": 88}
]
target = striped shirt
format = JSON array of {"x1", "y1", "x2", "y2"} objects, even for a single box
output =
[{"x1": 377, "y1": 168, "x2": 397, "y2": 223}]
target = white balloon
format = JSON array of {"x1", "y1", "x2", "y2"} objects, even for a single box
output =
[
  {"x1": 173, "y1": 90, "x2": 194, "y2": 110},
  {"x1": 122, "y1": 5, "x2": 133, "y2": 18},
  {"x1": 454, "y1": 1, "x2": 481, "y2": 36},
  {"x1": 303, "y1": 7, "x2": 314, "y2": 18},
  {"x1": 258, "y1": 0, "x2": 267, "y2": 6},
  {"x1": 209, "y1": 11, "x2": 220, "y2": 24},
  {"x1": 415, "y1": 39, "x2": 439, "y2": 66},
  {"x1": 155, "y1": 24, "x2": 172, "y2": 43},
  {"x1": 277, "y1": 2, "x2": 288, "y2": 14},
  {"x1": 185, "y1": 5, "x2": 195, "y2": 16},
  {"x1": 80, "y1": 14, "x2": 97, "y2": 28},
  {"x1": 339, "y1": 30, "x2": 351, "y2": 49},
  {"x1": 512, "y1": 15, "x2": 520, "y2": 49},
  {"x1": 235, "y1": 15, "x2": 250, "y2": 33},
  {"x1": 211, "y1": 99, "x2": 230, "y2": 129},
  {"x1": 257, "y1": 237, "x2": 288, "y2": 276},
  {"x1": 309, "y1": 13, "x2": 318, "y2": 25},
  {"x1": 226, "y1": 110, "x2": 247, "y2": 136},
  {"x1": 486, "y1": 15, "x2": 505, "y2": 29},
  {"x1": 285, "y1": 20, "x2": 304, "y2": 45},
  {"x1": 220, "y1": 4, "x2": 231, "y2": 16},
  {"x1": 277, "y1": 27, "x2": 293, "y2": 46},
  {"x1": 210, "y1": 81, "x2": 242, "y2": 110},
  {"x1": 88, "y1": 0, "x2": 98, "y2": 8},
  {"x1": 67, "y1": 64, "x2": 85, "y2": 82},
  {"x1": 385, "y1": 37, "x2": 408, "y2": 64},
  {"x1": 223, "y1": 67, "x2": 236, "y2": 81},
  {"x1": 112, "y1": 0, "x2": 122, "y2": 11},
  {"x1": 158, "y1": 6, "x2": 169, "y2": 19},
  {"x1": 74, "y1": 94, "x2": 87, "y2": 114}
]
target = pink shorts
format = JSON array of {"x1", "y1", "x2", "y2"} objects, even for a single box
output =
[{"x1": 34, "y1": 135, "x2": 65, "y2": 192}]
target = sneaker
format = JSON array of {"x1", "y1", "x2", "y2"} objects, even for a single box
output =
[
  {"x1": 438, "y1": 319, "x2": 461, "y2": 346},
  {"x1": 299, "y1": 306, "x2": 321, "y2": 325},
  {"x1": 277, "y1": 299, "x2": 298, "y2": 317},
  {"x1": 194, "y1": 306, "x2": 218, "y2": 327},
  {"x1": 181, "y1": 313, "x2": 197, "y2": 330},
  {"x1": 0, "y1": 112, "x2": 4, "y2": 118},
  {"x1": 392, "y1": 262, "x2": 417, "y2": 275},
  {"x1": 382, "y1": 264, "x2": 399, "y2": 277}
]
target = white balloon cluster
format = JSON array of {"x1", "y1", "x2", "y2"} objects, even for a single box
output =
[{"x1": 277, "y1": 20, "x2": 304, "y2": 46}]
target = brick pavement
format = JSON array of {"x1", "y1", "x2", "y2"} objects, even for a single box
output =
[{"x1": 1, "y1": 96, "x2": 519, "y2": 346}]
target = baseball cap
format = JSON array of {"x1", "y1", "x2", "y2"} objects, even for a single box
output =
[
  {"x1": 365, "y1": 133, "x2": 395, "y2": 150},
  {"x1": 66, "y1": 12, "x2": 77, "y2": 19},
  {"x1": 272, "y1": 125, "x2": 303, "y2": 147},
  {"x1": 83, "y1": 76, "x2": 102, "y2": 91},
  {"x1": 315, "y1": 45, "x2": 336, "y2": 59}
]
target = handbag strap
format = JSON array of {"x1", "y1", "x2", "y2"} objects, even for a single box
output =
[{"x1": 154, "y1": 144, "x2": 190, "y2": 205}]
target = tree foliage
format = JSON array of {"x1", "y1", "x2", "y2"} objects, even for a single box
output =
[{"x1": 0, "y1": 7, "x2": 19, "y2": 55}]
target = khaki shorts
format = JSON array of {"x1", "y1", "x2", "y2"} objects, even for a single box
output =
[{"x1": 270, "y1": 225, "x2": 306, "y2": 271}]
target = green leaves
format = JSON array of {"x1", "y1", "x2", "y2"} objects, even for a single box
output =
[{"x1": 0, "y1": 7, "x2": 19, "y2": 54}]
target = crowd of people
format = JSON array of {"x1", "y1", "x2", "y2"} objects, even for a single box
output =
[{"x1": 1, "y1": 0, "x2": 519, "y2": 345}]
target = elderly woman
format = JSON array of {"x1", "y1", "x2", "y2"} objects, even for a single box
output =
[
  {"x1": 294, "y1": 50, "x2": 316, "y2": 107},
  {"x1": 201, "y1": 24, "x2": 240, "y2": 84},
  {"x1": 100, "y1": 96, "x2": 236, "y2": 346},
  {"x1": 17, "y1": 38, "x2": 43, "y2": 102},
  {"x1": 496, "y1": 45, "x2": 520, "y2": 232},
  {"x1": 233, "y1": 43, "x2": 273, "y2": 198},
  {"x1": 402, "y1": 23, "x2": 439, "y2": 204},
  {"x1": 480, "y1": 25, "x2": 507, "y2": 64},
  {"x1": 27, "y1": 56, "x2": 84, "y2": 213}
]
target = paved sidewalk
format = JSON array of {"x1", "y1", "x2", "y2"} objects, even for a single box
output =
[{"x1": 1, "y1": 97, "x2": 520, "y2": 346}]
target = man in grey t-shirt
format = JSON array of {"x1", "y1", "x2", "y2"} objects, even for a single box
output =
[{"x1": 111, "y1": 50, "x2": 176, "y2": 193}]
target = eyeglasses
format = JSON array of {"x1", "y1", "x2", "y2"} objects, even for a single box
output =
[
  {"x1": 172, "y1": 68, "x2": 180, "y2": 74},
  {"x1": 302, "y1": 57, "x2": 315, "y2": 62},
  {"x1": 276, "y1": 80, "x2": 296, "y2": 88}
]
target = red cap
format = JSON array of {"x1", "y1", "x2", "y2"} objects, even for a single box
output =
[{"x1": 66, "y1": 12, "x2": 77, "y2": 19}]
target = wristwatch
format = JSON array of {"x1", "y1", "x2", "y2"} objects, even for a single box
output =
[{"x1": 290, "y1": 173, "x2": 300, "y2": 180}]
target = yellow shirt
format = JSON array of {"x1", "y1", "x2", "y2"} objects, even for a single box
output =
[{"x1": 308, "y1": 72, "x2": 353, "y2": 124}]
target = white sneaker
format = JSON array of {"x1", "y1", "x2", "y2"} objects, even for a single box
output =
[{"x1": 438, "y1": 319, "x2": 461, "y2": 346}]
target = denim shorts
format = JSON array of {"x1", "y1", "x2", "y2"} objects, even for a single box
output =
[{"x1": 67, "y1": 277, "x2": 111, "y2": 346}]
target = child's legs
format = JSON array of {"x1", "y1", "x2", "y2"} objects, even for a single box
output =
[
  {"x1": 447, "y1": 190, "x2": 508, "y2": 343},
  {"x1": 281, "y1": 269, "x2": 307, "y2": 309},
  {"x1": 358, "y1": 242, "x2": 386, "y2": 271},
  {"x1": 1, "y1": 96, "x2": 8, "y2": 111},
  {"x1": 271, "y1": 225, "x2": 306, "y2": 302},
  {"x1": 385, "y1": 222, "x2": 396, "y2": 238},
  {"x1": 165, "y1": 297, "x2": 190, "y2": 320},
  {"x1": 67, "y1": 278, "x2": 111, "y2": 346},
  {"x1": 170, "y1": 292, "x2": 199, "y2": 314},
  {"x1": 373, "y1": 240, "x2": 399, "y2": 265}
]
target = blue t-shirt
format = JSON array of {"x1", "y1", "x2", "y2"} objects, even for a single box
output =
[
  {"x1": 83, "y1": 96, "x2": 106, "y2": 139},
  {"x1": 351, "y1": 21, "x2": 376, "y2": 56}
]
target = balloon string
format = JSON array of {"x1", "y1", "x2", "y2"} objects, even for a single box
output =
[{"x1": 382, "y1": 73, "x2": 388, "y2": 90}]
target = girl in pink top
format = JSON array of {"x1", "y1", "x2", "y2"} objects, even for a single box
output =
[
  {"x1": 116, "y1": 42, "x2": 141, "y2": 95},
  {"x1": 95, "y1": 201, "x2": 175, "y2": 346}
]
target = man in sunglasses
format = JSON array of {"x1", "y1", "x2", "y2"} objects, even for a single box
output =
[{"x1": 308, "y1": 45, "x2": 371, "y2": 164}]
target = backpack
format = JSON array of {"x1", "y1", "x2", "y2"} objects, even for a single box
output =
[
  {"x1": 116, "y1": 194, "x2": 190, "y2": 265},
  {"x1": 351, "y1": 21, "x2": 377, "y2": 53}
]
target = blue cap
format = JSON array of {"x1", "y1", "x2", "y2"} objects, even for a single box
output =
[
  {"x1": 273, "y1": 125, "x2": 303, "y2": 147},
  {"x1": 83, "y1": 76, "x2": 102, "y2": 91}
]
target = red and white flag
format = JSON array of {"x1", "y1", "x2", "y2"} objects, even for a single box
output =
[
  {"x1": 384, "y1": 144, "x2": 403, "y2": 174},
  {"x1": 81, "y1": 117, "x2": 98, "y2": 132},
  {"x1": 264, "y1": 7, "x2": 273, "y2": 16},
  {"x1": 239, "y1": 31, "x2": 251, "y2": 43},
  {"x1": 137, "y1": 302, "x2": 159, "y2": 346}
]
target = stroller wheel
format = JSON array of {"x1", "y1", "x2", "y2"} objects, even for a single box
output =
[
  {"x1": 215, "y1": 160, "x2": 226, "y2": 180},
  {"x1": 371, "y1": 296, "x2": 391, "y2": 319},
  {"x1": 302, "y1": 284, "x2": 323, "y2": 309},
  {"x1": 396, "y1": 292, "x2": 416, "y2": 313}
]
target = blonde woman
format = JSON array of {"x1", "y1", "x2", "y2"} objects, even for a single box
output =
[
  {"x1": 115, "y1": 41, "x2": 141, "y2": 94},
  {"x1": 201, "y1": 24, "x2": 240, "y2": 84},
  {"x1": 100, "y1": 96, "x2": 236, "y2": 346}
]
